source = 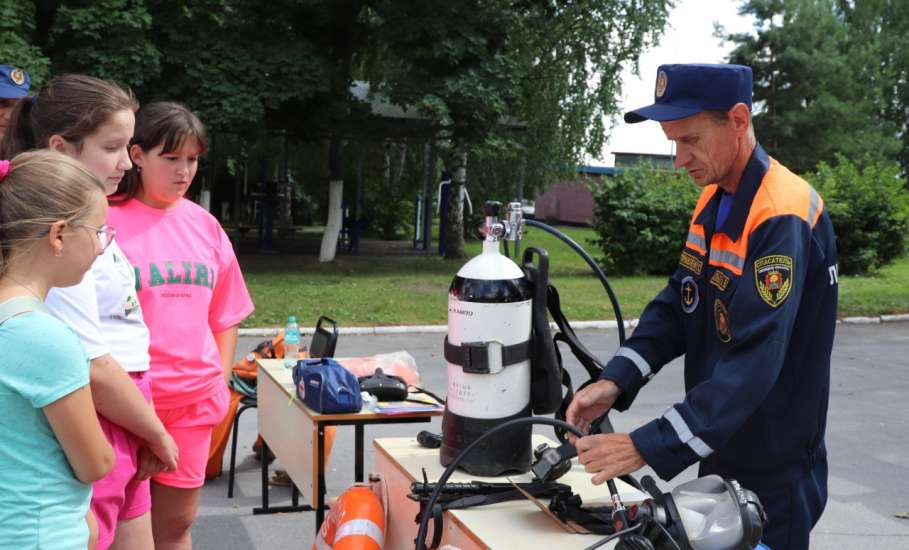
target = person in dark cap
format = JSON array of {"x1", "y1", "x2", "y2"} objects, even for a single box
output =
[
  {"x1": 567, "y1": 63, "x2": 838, "y2": 550},
  {"x1": 0, "y1": 65, "x2": 31, "y2": 142}
]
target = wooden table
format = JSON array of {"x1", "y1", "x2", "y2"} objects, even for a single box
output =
[
  {"x1": 373, "y1": 436, "x2": 649, "y2": 550},
  {"x1": 255, "y1": 359, "x2": 443, "y2": 528}
]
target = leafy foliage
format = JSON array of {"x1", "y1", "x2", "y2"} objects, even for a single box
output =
[
  {"x1": 590, "y1": 167, "x2": 699, "y2": 275},
  {"x1": 725, "y1": 0, "x2": 901, "y2": 174},
  {"x1": 808, "y1": 155, "x2": 909, "y2": 275},
  {"x1": 0, "y1": 0, "x2": 50, "y2": 85},
  {"x1": 372, "y1": 0, "x2": 672, "y2": 257}
]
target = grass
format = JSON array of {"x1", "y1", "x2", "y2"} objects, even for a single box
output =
[{"x1": 240, "y1": 226, "x2": 909, "y2": 328}]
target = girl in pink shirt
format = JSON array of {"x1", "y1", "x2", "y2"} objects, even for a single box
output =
[{"x1": 108, "y1": 102, "x2": 253, "y2": 548}]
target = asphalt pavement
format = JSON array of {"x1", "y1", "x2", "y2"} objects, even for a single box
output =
[{"x1": 192, "y1": 322, "x2": 909, "y2": 549}]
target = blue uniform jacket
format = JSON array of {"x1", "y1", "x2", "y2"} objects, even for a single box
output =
[{"x1": 601, "y1": 144, "x2": 838, "y2": 492}]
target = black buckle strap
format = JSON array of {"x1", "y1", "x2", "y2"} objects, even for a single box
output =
[{"x1": 443, "y1": 336, "x2": 532, "y2": 374}]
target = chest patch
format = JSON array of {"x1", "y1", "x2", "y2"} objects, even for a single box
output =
[
  {"x1": 710, "y1": 269, "x2": 731, "y2": 292},
  {"x1": 714, "y1": 299, "x2": 732, "y2": 342},
  {"x1": 681, "y1": 276, "x2": 699, "y2": 313},
  {"x1": 755, "y1": 255, "x2": 793, "y2": 308},
  {"x1": 679, "y1": 251, "x2": 703, "y2": 276}
]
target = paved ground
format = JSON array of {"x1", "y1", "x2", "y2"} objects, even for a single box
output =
[{"x1": 194, "y1": 323, "x2": 909, "y2": 549}]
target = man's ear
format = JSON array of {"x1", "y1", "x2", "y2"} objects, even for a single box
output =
[
  {"x1": 729, "y1": 103, "x2": 751, "y2": 137},
  {"x1": 45, "y1": 220, "x2": 68, "y2": 257}
]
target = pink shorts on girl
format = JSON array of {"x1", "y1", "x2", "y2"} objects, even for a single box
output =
[
  {"x1": 91, "y1": 371, "x2": 153, "y2": 550},
  {"x1": 153, "y1": 386, "x2": 230, "y2": 489}
]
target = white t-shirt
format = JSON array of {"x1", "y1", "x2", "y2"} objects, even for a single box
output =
[{"x1": 45, "y1": 240, "x2": 151, "y2": 372}]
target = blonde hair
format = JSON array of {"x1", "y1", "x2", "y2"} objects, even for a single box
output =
[{"x1": 0, "y1": 150, "x2": 105, "y2": 276}]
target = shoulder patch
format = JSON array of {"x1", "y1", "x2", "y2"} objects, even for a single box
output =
[
  {"x1": 679, "y1": 251, "x2": 703, "y2": 276},
  {"x1": 714, "y1": 299, "x2": 732, "y2": 342},
  {"x1": 709, "y1": 269, "x2": 730, "y2": 292},
  {"x1": 755, "y1": 255, "x2": 793, "y2": 307},
  {"x1": 681, "y1": 276, "x2": 699, "y2": 313}
]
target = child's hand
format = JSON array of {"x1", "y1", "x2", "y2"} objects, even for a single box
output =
[
  {"x1": 135, "y1": 446, "x2": 167, "y2": 480},
  {"x1": 148, "y1": 431, "x2": 179, "y2": 472}
]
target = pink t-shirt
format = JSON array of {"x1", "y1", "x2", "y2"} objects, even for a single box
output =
[{"x1": 108, "y1": 198, "x2": 254, "y2": 409}]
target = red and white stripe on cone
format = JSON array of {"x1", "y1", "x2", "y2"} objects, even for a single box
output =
[{"x1": 313, "y1": 485, "x2": 385, "y2": 550}]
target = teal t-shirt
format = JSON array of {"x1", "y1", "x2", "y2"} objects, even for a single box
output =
[{"x1": 0, "y1": 307, "x2": 92, "y2": 549}]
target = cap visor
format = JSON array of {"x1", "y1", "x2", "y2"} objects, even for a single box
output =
[
  {"x1": 624, "y1": 103, "x2": 703, "y2": 124},
  {"x1": 0, "y1": 84, "x2": 28, "y2": 99}
]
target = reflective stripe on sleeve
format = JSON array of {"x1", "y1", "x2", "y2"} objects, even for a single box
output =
[
  {"x1": 335, "y1": 519, "x2": 384, "y2": 548},
  {"x1": 808, "y1": 187, "x2": 820, "y2": 226},
  {"x1": 663, "y1": 406, "x2": 714, "y2": 458},
  {"x1": 687, "y1": 231, "x2": 707, "y2": 252},
  {"x1": 616, "y1": 346, "x2": 651, "y2": 378},
  {"x1": 709, "y1": 249, "x2": 745, "y2": 271}
]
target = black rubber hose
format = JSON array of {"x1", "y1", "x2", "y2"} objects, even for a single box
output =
[
  {"x1": 524, "y1": 219, "x2": 626, "y2": 344},
  {"x1": 414, "y1": 417, "x2": 629, "y2": 550}
]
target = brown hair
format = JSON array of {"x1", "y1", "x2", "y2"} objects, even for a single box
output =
[
  {"x1": 113, "y1": 101, "x2": 208, "y2": 203},
  {"x1": 0, "y1": 150, "x2": 105, "y2": 276},
  {"x1": 0, "y1": 74, "x2": 138, "y2": 158}
]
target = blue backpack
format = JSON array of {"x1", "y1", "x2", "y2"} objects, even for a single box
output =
[{"x1": 292, "y1": 358, "x2": 363, "y2": 414}]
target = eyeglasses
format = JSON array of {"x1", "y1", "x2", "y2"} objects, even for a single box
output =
[{"x1": 78, "y1": 223, "x2": 116, "y2": 251}]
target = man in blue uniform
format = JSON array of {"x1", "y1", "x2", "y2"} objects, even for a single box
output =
[
  {"x1": 0, "y1": 65, "x2": 30, "y2": 142},
  {"x1": 566, "y1": 64, "x2": 838, "y2": 549}
]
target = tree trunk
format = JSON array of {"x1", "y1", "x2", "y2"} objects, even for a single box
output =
[
  {"x1": 444, "y1": 142, "x2": 468, "y2": 260},
  {"x1": 319, "y1": 136, "x2": 344, "y2": 262}
]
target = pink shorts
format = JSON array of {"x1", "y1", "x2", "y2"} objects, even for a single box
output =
[
  {"x1": 153, "y1": 386, "x2": 230, "y2": 489},
  {"x1": 91, "y1": 371, "x2": 153, "y2": 550}
]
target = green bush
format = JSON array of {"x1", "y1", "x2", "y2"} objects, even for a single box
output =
[
  {"x1": 808, "y1": 155, "x2": 909, "y2": 275},
  {"x1": 590, "y1": 166, "x2": 699, "y2": 275}
]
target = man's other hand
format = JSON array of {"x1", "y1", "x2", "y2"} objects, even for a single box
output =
[{"x1": 565, "y1": 379, "x2": 622, "y2": 442}]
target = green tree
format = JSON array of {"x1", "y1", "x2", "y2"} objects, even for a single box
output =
[
  {"x1": 725, "y1": 0, "x2": 900, "y2": 174},
  {"x1": 374, "y1": 0, "x2": 671, "y2": 259},
  {"x1": 0, "y1": 0, "x2": 50, "y2": 85},
  {"x1": 842, "y1": 0, "x2": 909, "y2": 176}
]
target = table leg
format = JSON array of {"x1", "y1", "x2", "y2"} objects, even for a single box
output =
[
  {"x1": 253, "y1": 439, "x2": 313, "y2": 515},
  {"x1": 316, "y1": 422, "x2": 326, "y2": 529},
  {"x1": 260, "y1": 440, "x2": 270, "y2": 511},
  {"x1": 355, "y1": 424, "x2": 365, "y2": 482}
]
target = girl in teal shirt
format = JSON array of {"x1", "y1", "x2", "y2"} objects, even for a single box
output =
[{"x1": 0, "y1": 151, "x2": 115, "y2": 549}]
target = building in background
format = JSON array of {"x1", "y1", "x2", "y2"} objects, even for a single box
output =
[{"x1": 534, "y1": 151, "x2": 675, "y2": 225}]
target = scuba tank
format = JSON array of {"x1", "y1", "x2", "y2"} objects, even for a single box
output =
[{"x1": 441, "y1": 201, "x2": 534, "y2": 475}]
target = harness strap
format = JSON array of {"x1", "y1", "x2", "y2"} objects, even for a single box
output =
[{"x1": 443, "y1": 336, "x2": 532, "y2": 374}]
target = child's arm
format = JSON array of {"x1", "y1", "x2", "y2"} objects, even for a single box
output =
[
  {"x1": 85, "y1": 509, "x2": 98, "y2": 550},
  {"x1": 89, "y1": 354, "x2": 178, "y2": 471},
  {"x1": 44, "y1": 385, "x2": 114, "y2": 483},
  {"x1": 214, "y1": 325, "x2": 239, "y2": 385}
]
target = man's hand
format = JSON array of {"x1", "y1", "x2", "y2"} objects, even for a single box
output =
[
  {"x1": 146, "y1": 431, "x2": 179, "y2": 473},
  {"x1": 576, "y1": 433, "x2": 646, "y2": 485},
  {"x1": 565, "y1": 379, "x2": 622, "y2": 442},
  {"x1": 135, "y1": 446, "x2": 167, "y2": 481}
]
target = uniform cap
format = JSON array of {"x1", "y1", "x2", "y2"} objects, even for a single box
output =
[
  {"x1": 625, "y1": 63, "x2": 752, "y2": 124},
  {"x1": 0, "y1": 65, "x2": 31, "y2": 99}
]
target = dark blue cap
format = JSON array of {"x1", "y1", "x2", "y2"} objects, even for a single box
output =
[
  {"x1": 0, "y1": 65, "x2": 31, "y2": 99},
  {"x1": 624, "y1": 63, "x2": 752, "y2": 124}
]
